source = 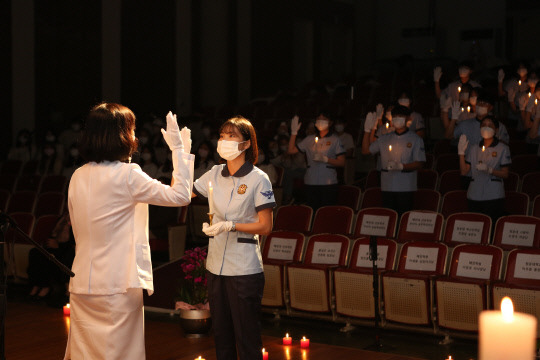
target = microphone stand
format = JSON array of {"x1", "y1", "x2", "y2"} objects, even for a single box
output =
[{"x1": 0, "y1": 213, "x2": 75, "y2": 360}]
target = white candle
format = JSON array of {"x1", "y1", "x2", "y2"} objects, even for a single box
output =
[
  {"x1": 479, "y1": 297, "x2": 537, "y2": 360},
  {"x1": 208, "y1": 181, "x2": 214, "y2": 214},
  {"x1": 388, "y1": 145, "x2": 392, "y2": 152},
  {"x1": 529, "y1": 92, "x2": 532, "y2": 98},
  {"x1": 315, "y1": 137, "x2": 318, "y2": 143},
  {"x1": 482, "y1": 146, "x2": 485, "y2": 152},
  {"x1": 467, "y1": 105, "x2": 471, "y2": 113},
  {"x1": 519, "y1": 80, "x2": 522, "y2": 86},
  {"x1": 458, "y1": 86, "x2": 461, "y2": 93}
]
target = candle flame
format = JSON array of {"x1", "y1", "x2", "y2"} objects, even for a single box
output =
[
  {"x1": 315, "y1": 137, "x2": 318, "y2": 143},
  {"x1": 208, "y1": 181, "x2": 212, "y2": 188},
  {"x1": 519, "y1": 80, "x2": 522, "y2": 86},
  {"x1": 482, "y1": 146, "x2": 485, "y2": 152},
  {"x1": 197, "y1": 357, "x2": 202, "y2": 360},
  {"x1": 66, "y1": 303, "x2": 70, "y2": 309},
  {"x1": 536, "y1": 98, "x2": 538, "y2": 105},
  {"x1": 458, "y1": 86, "x2": 461, "y2": 93},
  {"x1": 467, "y1": 106, "x2": 470, "y2": 112},
  {"x1": 461, "y1": 107, "x2": 464, "y2": 112},
  {"x1": 386, "y1": 123, "x2": 389, "y2": 129},
  {"x1": 302, "y1": 336, "x2": 306, "y2": 341},
  {"x1": 262, "y1": 348, "x2": 265, "y2": 353},
  {"x1": 389, "y1": 145, "x2": 392, "y2": 152},
  {"x1": 501, "y1": 296, "x2": 514, "y2": 321},
  {"x1": 529, "y1": 92, "x2": 532, "y2": 98},
  {"x1": 286, "y1": 333, "x2": 289, "y2": 337}
]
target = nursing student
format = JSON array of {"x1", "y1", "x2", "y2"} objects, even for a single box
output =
[
  {"x1": 64, "y1": 103, "x2": 194, "y2": 360},
  {"x1": 192, "y1": 116, "x2": 276, "y2": 360}
]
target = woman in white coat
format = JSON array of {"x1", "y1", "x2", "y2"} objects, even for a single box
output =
[{"x1": 64, "y1": 103, "x2": 194, "y2": 360}]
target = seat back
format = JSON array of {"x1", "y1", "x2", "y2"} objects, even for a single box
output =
[
  {"x1": 502, "y1": 248, "x2": 540, "y2": 287},
  {"x1": 337, "y1": 185, "x2": 361, "y2": 211},
  {"x1": 505, "y1": 191, "x2": 529, "y2": 216},
  {"x1": 34, "y1": 192, "x2": 65, "y2": 218},
  {"x1": 274, "y1": 205, "x2": 312, "y2": 232},
  {"x1": 364, "y1": 169, "x2": 380, "y2": 189},
  {"x1": 493, "y1": 215, "x2": 540, "y2": 250},
  {"x1": 311, "y1": 206, "x2": 354, "y2": 235},
  {"x1": 354, "y1": 207, "x2": 398, "y2": 238},
  {"x1": 262, "y1": 231, "x2": 305, "y2": 263},
  {"x1": 511, "y1": 154, "x2": 539, "y2": 177},
  {"x1": 504, "y1": 171, "x2": 520, "y2": 192},
  {"x1": 360, "y1": 187, "x2": 382, "y2": 209},
  {"x1": 348, "y1": 237, "x2": 397, "y2": 271},
  {"x1": 441, "y1": 190, "x2": 468, "y2": 218},
  {"x1": 447, "y1": 244, "x2": 503, "y2": 281},
  {"x1": 412, "y1": 189, "x2": 441, "y2": 212},
  {"x1": 14, "y1": 175, "x2": 42, "y2": 192},
  {"x1": 417, "y1": 169, "x2": 438, "y2": 190},
  {"x1": 397, "y1": 210, "x2": 444, "y2": 243},
  {"x1": 40, "y1": 175, "x2": 68, "y2": 193},
  {"x1": 434, "y1": 153, "x2": 460, "y2": 174},
  {"x1": 534, "y1": 195, "x2": 540, "y2": 218},
  {"x1": 521, "y1": 172, "x2": 540, "y2": 202},
  {"x1": 5, "y1": 212, "x2": 35, "y2": 243},
  {"x1": 303, "y1": 234, "x2": 350, "y2": 266},
  {"x1": 7, "y1": 191, "x2": 37, "y2": 214},
  {"x1": 396, "y1": 241, "x2": 448, "y2": 276},
  {"x1": 443, "y1": 212, "x2": 492, "y2": 246},
  {"x1": 32, "y1": 214, "x2": 60, "y2": 245},
  {"x1": 438, "y1": 170, "x2": 463, "y2": 195}
]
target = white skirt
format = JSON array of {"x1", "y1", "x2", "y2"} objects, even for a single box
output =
[{"x1": 64, "y1": 288, "x2": 145, "y2": 360}]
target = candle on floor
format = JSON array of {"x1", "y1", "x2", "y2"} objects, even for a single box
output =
[
  {"x1": 445, "y1": 356, "x2": 452, "y2": 360},
  {"x1": 283, "y1": 333, "x2": 292, "y2": 345},
  {"x1": 479, "y1": 297, "x2": 537, "y2": 360},
  {"x1": 194, "y1": 356, "x2": 205, "y2": 360},
  {"x1": 262, "y1": 348, "x2": 268, "y2": 360},
  {"x1": 63, "y1": 303, "x2": 70, "y2": 316},
  {"x1": 300, "y1": 336, "x2": 310, "y2": 348}
]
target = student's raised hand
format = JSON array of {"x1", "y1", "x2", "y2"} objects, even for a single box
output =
[
  {"x1": 451, "y1": 101, "x2": 462, "y2": 120},
  {"x1": 434, "y1": 66, "x2": 442, "y2": 82},
  {"x1": 458, "y1": 134, "x2": 469, "y2": 156},
  {"x1": 179, "y1": 127, "x2": 192, "y2": 154},
  {"x1": 291, "y1": 116, "x2": 301, "y2": 136},
  {"x1": 364, "y1": 112, "x2": 377, "y2": 133},
  {"x1": 498, "y1": 69, "x2": 505, "y2": 83}
]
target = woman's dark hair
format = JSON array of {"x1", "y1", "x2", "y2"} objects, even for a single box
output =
[
  {"x1": 391, "y1": 105, "x2": 412, "y2": 118},
  {"x1": 219, "y1": 116, "x2": 258, "y2": 164},
  {"x1": 482, "y1": 115, "x2": 499, "y2": 129},
  {"x1": 79, "y1": 103, "x2": 139, "y2": 163},
  {"x1": 195, "y1": 140, "x2": 216, "y2": 169}
]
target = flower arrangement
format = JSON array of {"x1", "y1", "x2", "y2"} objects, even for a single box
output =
[{"x1": 175, "y1": 247, "x2": 209, "y2": 310}]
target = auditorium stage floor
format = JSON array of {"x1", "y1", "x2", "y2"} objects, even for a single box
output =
[{"x1": 5, "y1": 294, "x2": 477, "y2": 359}]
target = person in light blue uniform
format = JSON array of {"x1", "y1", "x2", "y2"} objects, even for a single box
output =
[
  {"x1": 193, "y1": 116, "x2": 275, "y2": 360},
  {"x1": 458, "y1": 116, "x2": 511, "y2": 222},
  {"x1": 362, "y1": 105, "x2": 426, "y2": 216},
  {"x1": 288, "y1": 111, "x2": 346, "y2": 211}
]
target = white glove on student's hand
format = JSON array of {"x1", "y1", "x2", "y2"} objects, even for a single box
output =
[
  {"x1": 291, "y1": 116, "x2": 301, "y2": 135},
  {"x1": 376, "y1": 104, "x2": 384, "y2": 120},
  {"x1": 179, "y1": 127, "x2": 192, "y2": 154},
  {"x1": 364, "y1": 112, "x2": 377, "y2": 132},
  {"x1": 458, "y1": 134, "x2": 469, "y2": 155},
  {"x1": 475, "y1": 163, "x2": 490, "y2": 173},
  {"x1": 202, "y1": 221, "x2": 233, "y2": 237},
  {"x1": 313, "y1": 153, "x2": 329, "y2": 163},
  {"x1": 386, "y1": 161, "x2": 403, "y2": 171},
  {"x1": 161, "y1": 111, "x2": 184, "y2": 151},
  {"x1": 451, "y1": 101, "x2": 462, "y2": 120},
  {"x1": 434, "y1": 66, "x2": 442, "y2": 82},
  {"x1": 498, "y1": 69, "x2": 505, "y2": 83}
]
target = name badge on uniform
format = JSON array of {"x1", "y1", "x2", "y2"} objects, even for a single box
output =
[
  {"x1": 238, "y1": 184, "x2": 248, "y2": 194},
  {"x1": 407, "y1": 142, "x2": 412, "y2": 148},
  {"x1": 492, "y1": 152, "x2": 497, "y2": 157}
]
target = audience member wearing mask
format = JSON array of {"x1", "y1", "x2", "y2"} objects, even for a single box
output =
[
  {"x1": 271, "y1": 135, "x2": 306, "y2": 204},
  {"x1": 59, "y1": 120, "x2": 82, "y2": 152},
  {"x1": 519, "y1": 75, "x2": 539, "y2": 132},
  {"x1": 256, "y1": 145, "x2": 278, "y2": 186},
  {"x1": 458, "y1": 116, "x2": 511, "y2": 223},
  {"x1": 38, "y1": 141, "x2": 63, "y2": 175},
  {"x1": 527, "y1": 101, "x2": 540, "y2": 156},
  {"x1": 8, "y1": 129, "x2": 37, "y2": 162},
  {"x1": 441, "y1": 83, "x2": 474, "y2": 133},
  {"x1": 396, "y1": 92, "x2": 425, "y2": 138},
  {"x1": 498, "y1": 62, "x2": 530, "y2": 124},
  {"x1": 362, "y1": 105, "x2": 426, "y2": 217},
  {"x1": 288, "y1": 112, "x2": 345, "y2": 211},
  {"x1": 193, "y1": 140, "x2": 216, "y2": 180},
  {"x1": 63, "y1": 144, "x2": 85, "y2": 180},
  {"x1": 437, "y1": 61, "x2": 481, "y2": 102},
  {"x1": 334, "y1": 118, "x2": 355, "y2": 157},
  {"x1": 362, "y1": 104, "x2": 394, "y2": 172},
  {"x1": 139, "y1": 145, "x2": 159, "y2": 178}
]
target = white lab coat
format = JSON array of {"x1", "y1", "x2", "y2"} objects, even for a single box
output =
[{"x1": 64, "y1": 149, "x2": 194, "y2": 360}]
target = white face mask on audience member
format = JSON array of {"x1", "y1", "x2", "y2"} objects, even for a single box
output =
[
  {"x1": 315, "y1": 120, "x2": 329, "y2": 132},
  {"x1": 393, "y1": 116, "x2": 406, "y2": 129},
  {"x1": 476, "y1": 106, "x2": 489, "y2": 117},
  {"x1": 480, "y1": 127, "x2": 495, "y2": 139},
  {"x1": 398, "y1": 98, "x2": 410, "y2": 108}
]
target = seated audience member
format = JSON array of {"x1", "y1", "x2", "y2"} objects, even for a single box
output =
[
  {"x1": 62, "y1": 143, "x2": 85, "y2": 180},
  {"x1": 139, "y1": 145, "x2": 159, "y2": 178},
  {"x1": 8, "y1": 129, "x2": 37, "y2": 162},
  {"x1": 256, "y1": 145, "x2": 278, "y2": 186},
  {"x1": 193, "y1": 140, "x2": 216, "y2": 180}
]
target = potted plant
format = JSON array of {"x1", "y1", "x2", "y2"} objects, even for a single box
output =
[{"x1": 175, "y1": 247, "x2": 211, "y2": 337}]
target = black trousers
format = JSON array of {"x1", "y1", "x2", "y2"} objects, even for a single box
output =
[
  {"x1": 381, "y1": 191, "x2": 415, "y2": 217},
  {"x1": 467, "y1": 198, "x2": 506, "y2": 224},
  {"x1": 207, "y1": 271, "x2": 265, "y2": 360},
  {"x1": 304, "y1": 184, "x2": 338, "y2": 212}
]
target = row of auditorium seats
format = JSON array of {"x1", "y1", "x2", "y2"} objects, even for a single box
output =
[
  {"x1": 0, "y1": 191, "x2": 65, "y2": 218},
  {"x1": 261, "y1": 209, "x2": 540, "y2": 336},
  {"x1": 0, "y1": 173, "x2": 68, "y2": 194}
]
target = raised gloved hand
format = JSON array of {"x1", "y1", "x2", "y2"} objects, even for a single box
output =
[
  {"x1": 161, "y1": 111, "x2": 184, "y2": 151},
  {"x1": 457, "y1": 134, "x2": 469, "y2": 155},
  {"x1": 475, "y1": 163, "x2": 492, "y2": 174},
  {"x1": 291, "y1": 115, "x2": 301, "y2": 136},
  {"x1": 498, "y1": 69, "x2": 505, "y2": 83},
  {"x1": 386, "y1": 161, "x2": 403, "y2": 171},
  {"x1": 434, "y1": 66, "x2": 442, "y2": 82},
  {"x1": 376, "y1": 104, "x2": 384, "y2": 120},
  {"x1": 202, "y1": 221, "x2": 233, "y2": 237},
  {"x1": 451, "y1": 101, "x2": 462, "y2": 120},
  {"x1": 364, "y1": 112, "x2": 377, "y2": 132},
  {"x1": 313, "y1": 153, "x2": 329, "y2": 163},
  {"x1": 179, "y1": 127, "x2": 192, "y2": 154}
]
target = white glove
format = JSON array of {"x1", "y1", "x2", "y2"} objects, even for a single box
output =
[
  {"x1": 313, "y1": 153, "x2": 328, "y2": 163},
  {"x1": 291, "y1": 116, "x2": 301, "y2": 136},
  {"x1": 457, "y1": 134, "x2": 469, "y2": 155},
  {"x1": 161, "y1": 111, "x2": 184, "y2": 151},
  {"x1": 451, "y1": 101, "x2": 461, "y2": 120},
  {"x1": 364, "y1": 112, "x2": 377, "y2": 132},
  {"x1": 376, "y1": 104, "x2": 384, "y2": 120},
  {"x1": 386, "y1": 161, "x2": 403, "y2": 171},
  {"x1": 498, "y1": 69, "x2": 505, "y2": 83},
  {"x1": 179, "y1": 127, "x2": 191, "y2": 154},
  {"x1": 202, "y1": 221, "x2": 233, "y2": 237},
  {"x1": 434, "y1": 67, "x2": 442, "y2": 82}
]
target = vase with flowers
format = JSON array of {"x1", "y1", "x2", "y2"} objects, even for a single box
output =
[{"x1": 175, "y1": 247, "x2": 211, "y2": 338}]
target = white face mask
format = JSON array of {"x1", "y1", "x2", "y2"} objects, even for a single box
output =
[
  {"x1": 141, "y1": 153, "x2": 152, "y2": 161},
  {"x1": 335, "y1": 124, "x2": 344, "y2": 133},
  {"x1": 459, "y1": 67, "x2": 471, "y2": 77},
  {"x1": 469, "y1": 96, "x2": 477, "y2": 106},
  {"x1": 315, "y1": 120, "x2": 329, "y2": 131},
  {"x1": 528, "y1": 80, "x2": 537, "y2": 88},
  {"x1": 398, "y1": 98, "x2": 410, "y2": 107},
  {"x1": 393, "y1": 116, "x2": 406, "y2": 129},
  {"x1": 198, "y1": 148, "x2": 209, "y2": 158},
  {"x1": 217, "y1": 139, "x2": 246, "y2": 160},
  {"x1": 476, "y1": 106, "x2": 488, "y2": 116},
  {"x1": 480, "y1": 127, "x2": 495, "y2": 139}
]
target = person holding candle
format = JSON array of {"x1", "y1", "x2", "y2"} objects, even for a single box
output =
[
  {"x1": 396, "y1": 92, "x2": 425, "y2": 138},
  {"x1": 498, "y1": 62, "x2": 530, "y2": 127},
  {"x1": 192, "y1": 116, "x2": 276, "y2": 360},
  {"x1": 458, "y1": 116, "x2": 511, "y2": 222},
  {"x1": 64, "y1": 103, "x2": 194, "y2": 360},
  {"x1": 362, "y1": 105, "x2": 426, "y2": 217},
  {"x1": 287, "y1": 111, "x2": 346, "y2": 211}
]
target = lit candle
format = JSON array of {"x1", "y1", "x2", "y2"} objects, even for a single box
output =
[
  {"x1": 479, "y1": 297, "x2": 537, "y2": 360},
  {"x1": 445, "y1": 357, "x2": 452, "y2": 360},
  {"x1": 458, "y1": 86, "x2": 461, "y2": 93},
  {"x1": 262, "y1": 348, "x2": 268, "y2": 360},
  {"x1": 461, "y1": 107, "x2": 464, "y2": 112},
  {"x1": 385, "y1": 122, "x2": 389, "y2": 129},
  {"x1": 482, "y1": 145, "x2": 485, "y2": 152},
  {"x1": 300, "y1": 336, "x2": 310, "y2": 348},
  {"x1": 315, "y1": 136, "x2": 318, "y2": 143},
  {"x1": 536, "y1": 98, "x2": 538, "y2": 106},
  {"x1": 519, "y1": 80, "x2": 522, "y2": 86},
  {"x1": 388, "y1": 145, "x2": 392, "y2": 152},
  {"x1": 194, "y1": 357, "x2": 205, "y2": 360},
  {"x1": 529, "y1": 92, "x2": 532, "y2": 98},
  {"x1": 467, "y1": 105, "x2": 470, "y2": 112},
  {"x1": 283, "y1": 333, "x2": 292, "y2": 345},
  {"x1": 63, "y1": 303, "x2": 70, "y2": 316},
  {"x1": 208, "y1": 181, "x2": 214, "y2": 214}
]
